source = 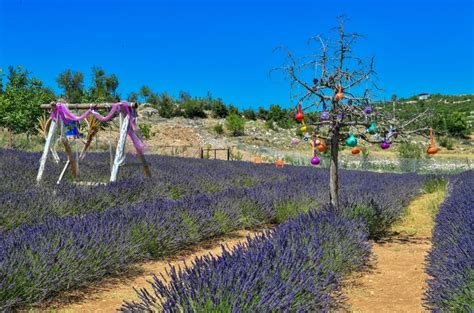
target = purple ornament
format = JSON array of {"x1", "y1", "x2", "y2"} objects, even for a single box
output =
[
  {"x1": 321, "y1": 111, "x2": 330, "y2": 120},
  {"x1": 310, "y1": 155, "x2": 321, "y2": 165},
  {"x1": 364, "y1": 106, "x2": 373, "y2": 114},
  {"x1": 291, "y1": 138, "x2": 300, "y2": 145},
  {"x1": 380, "y1": 139, "x2": 390, "y2": 150}
]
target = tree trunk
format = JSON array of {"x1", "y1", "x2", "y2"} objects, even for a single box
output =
[{"x1": 329, "y1": 130, "x2": 339, "y2": 209}]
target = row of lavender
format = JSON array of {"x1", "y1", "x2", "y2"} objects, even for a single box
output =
[
  {"x1": 0, "y1": 149, "x2": 425, "y2": 310},
  {"x1": 0, "y1": 149, "x2": 287, "y2": 231},
  {"x1": 121, "y1": 209, "x2": 371, "y2": 312},
  {"x1": 425, "y1": 170, "x2": 474, "y2": 311}
]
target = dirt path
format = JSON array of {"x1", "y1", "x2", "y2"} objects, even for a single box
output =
[
  {"x1": 342, "y1": 188, "x2": 446, "y2": 313},
  {"x1": 45, "y1": 229, "x2": 262, "y2": 313}
]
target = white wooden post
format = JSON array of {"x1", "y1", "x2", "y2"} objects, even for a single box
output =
[
  {"x1": 36, "y1": 119, "x2": 58, "y2": 183},
  {"x1": 110, "y1": 113, "x2": 129, "y2": 182}
]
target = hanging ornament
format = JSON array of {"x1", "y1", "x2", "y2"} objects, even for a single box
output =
[
  {"x1": 317, "y1": 143, "x2": 327, "y2": 153},
  {"x1": 380, "y1": 138, "x2": 390, "y2": 149},
  {"x1": 291, "y1": 138, "x2": 300, "y2": 145},
  {"x1": 321, "y1": 111, "x2": 330, "y2": 120},
  {"x1": 351, "y1": 147, "x2": 361, "y2": 155},
  {"x1": 346, "y1": 132, "x2": 358, "y2": 147},
  {"x1": 367, "y1": 121, "x2": 378, "y2": 134},
  {"x1": 310, "y1": 139, "x2": 321, "y2": 165},
  {"x1": 427, "y1": 127, "x2": 438, "y2": 155},
  {"x1": 300, "y1": 120, "x2": 307, "y2": 133},
  {"x1": 295, "y1": 103, "x2": 304, "y2": 121},
  {"x1": 311, "y1": 155, "x2": 321, "y2": 165},
  {"x1": 334, "y1": 85, "x2": 344, "y2": 101},
  {"x1": 387, "y1": 126, "x2": 394, "y2": 138},
  {"x1": 364, "y1": 105, "x2": 373, "y2": 114},
  {"x1": 317, "y1": 138, "x2": 327, "y2": 152},
  {"x1": 65, "y1": 121, "x2": 80, "y2": 138}
]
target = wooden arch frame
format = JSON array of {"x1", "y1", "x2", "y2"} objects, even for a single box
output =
[{"x1": 36, "y1": 102, "x2": 151, "y2": 184}]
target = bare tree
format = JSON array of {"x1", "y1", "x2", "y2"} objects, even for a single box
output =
[{"x1": 275, "y1": 18, "x2": 432, "y2": 209}]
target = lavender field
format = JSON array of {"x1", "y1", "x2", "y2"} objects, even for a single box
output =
[{"x1": 0, "y1": 148, "x2": 466, "y2": 311}]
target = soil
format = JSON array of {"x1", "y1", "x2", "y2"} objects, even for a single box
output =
[
  {"x1": 43, "y1": 229, "x2": 263, "y2": 313},
  {"x1": 341, "y1": 188, "x2": 446, "y2": 313}
]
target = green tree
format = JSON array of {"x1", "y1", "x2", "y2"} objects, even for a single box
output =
[
  {"x1": 56, "y1": 69, "x2": 84, "y2": 103},
  {"x1": 127, "y1": 92, "x2": 139, "y2": 102},
  {"x1": 446, "y1": 112, "x2": 468, "y2": 137},
  {"x1": 90, "y1": 66, "x2": 107, "y2": 101},
  {"x1": 243, "y1": 108, "x2": 257, "y2": 120},
  {"x1": 257, "y1": 106, "x2": 268, "y2": 120},
  {"x1": 140, "y1": 85, "x2": 152, "y2": 103},
  {"x1": 105, "y1": 74, "x2": 119, "y2": 100},
  {"x1": 148, "y1": 93, "x2": 161, "y2": 107},
  {"x1": 157, "y1": 93, "x2": 176, "y2": 118},
  {"x1": 211, "y1": 99, "x2": 228, "y2": 118},
  {"x1": 228, "y1": 104, "x2": 239, "y2": 115},
  {"x1": 226, "y1": 113, "x2": 245, "y2": 136},
  {"x1": 181, "y1": 98, "x2": 207, "y2": 118},
  {"x1": 0, "y1": 65, "x2": 55, "y2": 135}
]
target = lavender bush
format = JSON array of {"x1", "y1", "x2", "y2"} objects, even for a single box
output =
[
  {"x1": 425, "y1": 170, "x2": 474, "y2": 311},
  {"x1": 120, "y1": 210, "x2": 371, "y2": 312},
  {"x1": 0, "y1": 149, "x2": 427, "y2": 310}
]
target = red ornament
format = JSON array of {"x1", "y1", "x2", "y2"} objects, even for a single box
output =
[
  {"x1": 295, "y1": 112, "x2": 304, "y2": 121},
  {"x1": 351, "y1": 147, "x2": 361, "y2": 155}
]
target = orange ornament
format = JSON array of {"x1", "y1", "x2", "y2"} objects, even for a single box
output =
[
  {"x1": 275, "y1": 159, "x2": 284, "y2": 168},
  {"x1": 317, "y1": 143, "x2": 327, "y2": 152},
  {"x1": 426, "y1": 128, "x2": 438, "y2": 155},
  {"x1": 334, "y1": 85, "x2": 344, "y2": 101},
  {"x1": 427, "y1": 146, "x2": 438, "y2": 155},
  {"x1": 351, "y1": 147, "x2": 361, "y2": 155}
]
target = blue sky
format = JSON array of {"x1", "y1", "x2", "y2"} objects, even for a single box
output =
[{"x1": 1, "y1": 0, "x2": 473, "y2": 109}]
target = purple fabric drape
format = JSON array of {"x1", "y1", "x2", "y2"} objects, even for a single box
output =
[{"x1": 50, "y1": 102, "x2": 145, "y2": 154}]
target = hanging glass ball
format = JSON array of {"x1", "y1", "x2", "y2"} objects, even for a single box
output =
[
  {"x1": 367, "y1": 121, "x2": 377, "y2": 134},
  {"x1": 346, "y1": 133, "x2": 358, "y2": 147},
  {"x1": 310, "y1": 155, "x2": 321, "y2": 165}
]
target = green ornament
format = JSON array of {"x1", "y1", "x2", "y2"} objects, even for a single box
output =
[
  {"x1": 346, "y1": 132, "x2": 358, "y2": 147},
  {"x1": 367, "y1": 121, "x2": 377, "y2": 134}
]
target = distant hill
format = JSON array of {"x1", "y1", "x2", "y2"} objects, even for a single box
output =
[
  {"x1": 377, "y1": 94, "x2": 474, "y2": 132},
  {"x1": 398, "y1": 94, "x2": 473, "y2": 115}
]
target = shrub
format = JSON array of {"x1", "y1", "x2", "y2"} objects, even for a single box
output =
[
  {"x1": 138, "y1": 124, "x2": 151, "y2": 140},
  {"x1": 213, "y1": 123, "x2": 224, "y2": 135},
  {"x1": 0, "y1": 149, "x2": 426, "y2": 310},
  {"x1": 438, "y1": 136, "x2": 454, "y2": 150},
  {"x1": 446, "y1": 112, "x2": 469, "y2": 138},
  {"x1": 225, "y1": 113, "x2": 245, "y2": 136},
  {"x1": 425, "y1": 171, "x2": 474, "y2": 311},
  {"x1": 243, "y1": 108, "x2": 257, "y2": 120},
  {"x1": 210, "y1": 99, "x2": 228, "y2": 118},
  {"x1": 120, "y1": 210, "x2": 370, "y2": 312}
]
